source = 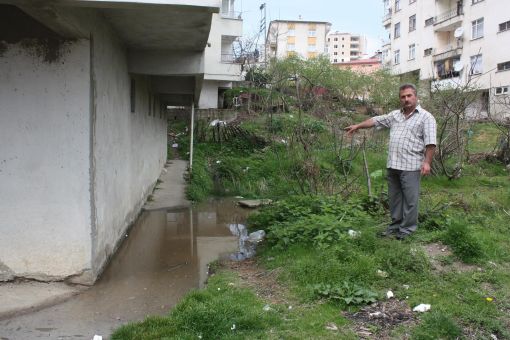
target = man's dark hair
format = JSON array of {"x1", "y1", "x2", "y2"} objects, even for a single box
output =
[{"x1": 399, "y1": 83, "x2": 417, "y2": 95}]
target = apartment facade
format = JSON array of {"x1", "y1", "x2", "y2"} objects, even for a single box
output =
[
  {"x1": 333, "y1": 58, "x2": 382, "y2": 74},
  {"x1": 266, "y1": 20, "x2": 332, "y2": 60},
  {"x1": 200, "y1": 0, "x2": 243, "y2": 109},
  {"x1": 382, "y1": 0, "x2": 510, "y2": 117},
  {"x1": 327, "y1": 31, "x2": 367, "y2": 63}
]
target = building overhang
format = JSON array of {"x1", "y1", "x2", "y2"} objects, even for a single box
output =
[{"x1": 2, "y1": 0, "x2": 220, "y2": 51}]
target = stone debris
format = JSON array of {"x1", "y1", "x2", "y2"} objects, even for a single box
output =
[{"x1": 237, "y1": 199, "x2": 272, "y2": 208}]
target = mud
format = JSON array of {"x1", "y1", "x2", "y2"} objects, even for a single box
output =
[{"x1": 0, "y1": 198, "x2": 251, "y2": 339}]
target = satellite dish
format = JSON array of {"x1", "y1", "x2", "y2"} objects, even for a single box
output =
[
  {"x1": 454, "y1": 61, "x2": 463, "y2": 72},
  {"x1": 454, "y1": 27, "x2": 464, "y2": 38}
]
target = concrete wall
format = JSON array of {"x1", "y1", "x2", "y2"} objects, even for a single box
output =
[
  {"x1": 89, "y1": 16, "x2": 168, "y2": 280},
  {"x1": 0, "y1": 39, "x2": 92, "y2": 281},
  {"x1": 199, "y1": 80, "x2": 220, "y2": 109},
  {"x1": 0, "y1": 6, "x2": 169, "y2": 283}
]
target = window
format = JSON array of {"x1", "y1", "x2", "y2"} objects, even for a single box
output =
[
  {"x1": 334, "y1": 52, "x2": 338, "y2": 55},
  {"x1": 334, "y1": 37, "x2": 338, "y2": 41},
  {"x1": 342, "y1": 52, "x2": 345, "y2": 55},
  {"x1": 342, "y1": 44, "x2": 344, "y2": 47},
  {"x1": 425, "y1": 17, "x2": 435, "y2": 26},
  {"x1": 334, "y1": 44, "x2": 338, "y2": 48},
  {"x1": 394, "y1": 49, "x2": 400, "y2": 64},
  {"x1": 327, "y1": 38, "x2": 330, "y2": 42},
  {"x1": 472, "y1": 0, "x2": 484, "y2": 4},
  {"x1": 495, "y1": 86, "x2": 509, "y2": 95},
  {"x1": 409, "y1": 0, "x2": 416, "y2": 3},
  {"x1": 470, "y1": 54, "x2": 482, "y2": 74},
  {"x1": 308, "y1": 30, "x2": 317, "y2": 37},
  {"x1": 499, "y1": 20, "x2": 510, "y2": 32},
  {"x1": 342, "y1": 58, "x2": 344, "y2": 62},
  {"x1": 288, "y1": 29, "x2": 295, "y2": 36},
  {"x1": 409, "y1": 44, "x2": 416, "y2": 60},
  {"x1": 351, "y1": 44, "x2": 359, "y2": 48},
  {"x1": 424, "y1": 48, "x2": 433, "y2": 56},
  {"x1": 409, "y1": 14, "x2": 416, "y2": 31},
  {"x1": 395, "y1": 0, "x2": 401, "y2": 11},
  {"x1": 308, "y1": 44, "x2": 317, "y2": 52},
  {"x1": 394, "y1": 22, "x2": 401, "y2": 38},
  {"x1": 287, "y1": 44, "x2": 295, "y2": 51},
  {"x1": 334, "y1": 59, "x2": 338, "y2": 63},
  {"x1": 472, "y1": 18, "x2": 484, "y2": 39},
  {"x1": 497, "y1": 61, "x2": 510, "y2": 71}
]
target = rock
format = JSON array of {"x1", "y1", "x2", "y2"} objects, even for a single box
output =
[{"x1": 238, "y1": 199, "x2": 272, "y2": 208}]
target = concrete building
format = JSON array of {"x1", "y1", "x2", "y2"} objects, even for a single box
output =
[
  {"x1": 199, "y1": 0, "x2": 243, "y2": 109},
  {"x1": 382, "y1": 0, "x2": 510, "y2": 117},
  {"x1": 266, "y1": 20, "x2": 332, "y2": 60},
  {"x1": 333, "y1": 58, "x2": 382, "y2": 74},
  {"x1": 327, "y1": 31, "x2": 367, "y2": 63},
  {"x1": 0, "y1": 0, "x2": 222, "y2": 285}
]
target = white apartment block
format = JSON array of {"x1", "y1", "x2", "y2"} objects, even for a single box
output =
[
  {"x1": 327, "y1": 31, "x2": 367, "y2": 63},
  {"x1": 382, "y1": 0, "x2": 510, "y2": 118},
  {"x1": 266, "y1": 20, "x2": 332, "y2": 60},
  {"x1": 200, "y1": 0, "x2": 243, "y2": 109}
]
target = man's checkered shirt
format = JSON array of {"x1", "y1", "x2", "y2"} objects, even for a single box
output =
[{"x1": 373, "y1": 105, "x2": 437, "y2": 171}]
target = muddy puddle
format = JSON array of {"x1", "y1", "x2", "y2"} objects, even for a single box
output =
[{"x1": 0, "y1": 199, "x2": 252, "y2": 339}]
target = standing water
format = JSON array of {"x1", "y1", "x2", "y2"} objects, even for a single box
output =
[{"x1": 0, "y1": 198, "x2": 252, "y2": 339}]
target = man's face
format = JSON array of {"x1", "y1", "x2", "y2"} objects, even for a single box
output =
[{"x1": 399, "y1": 88, "x2": 418, "y2": 111}]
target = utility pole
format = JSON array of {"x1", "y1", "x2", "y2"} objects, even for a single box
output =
[{"x1": 260, "y1": 3, "x2": 267, "y2": 64}]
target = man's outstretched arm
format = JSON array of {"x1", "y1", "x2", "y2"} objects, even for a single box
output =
[{"x1": 344, "y1": 118, "x2": 376, "y2": 135}]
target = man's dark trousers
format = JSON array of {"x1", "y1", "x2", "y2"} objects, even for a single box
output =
[{"x1": 386, "y1": 168, "x2": 421, "y2": 235}]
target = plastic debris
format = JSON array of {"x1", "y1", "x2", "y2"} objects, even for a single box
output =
[
  {"x1": 263, "y1": 304, "x2": 272, "y2": 311},
  {"x1": 413, "y1": 304, "x2": 431, "y2": 312},
  {"x1": 217, "y1": 288, "x2": 221, "y2": 291},
  {"x1": 376, "y1": 269, "x2": 388, "y2": 278},
  {"x1": 216, "y1": 160, "x2": 221, "y2": 164},
  {"x1": 93, "y1": 336, "x2": 102, "y2": 340},
  {"x1": 386, "y1": 290, "x2": 394, "y2": 299},
  {"x1": 228, "y1": 224, "x2": 265, "y2": 261},
  {"x1": 210, "y1": 119, "x2": 226, "y2": 127},
  {"x1": 231, "y1": 324, "x2": 236, "y2": 330},
  {"x1": 486, "y1": 297, "x2": 494, "y2": 302},
  {"x1": 288, "y1": 305, "x2": 293, "y2": 310},
  {"x1": 403, "y1": 284, "x2": 410, "y2": 290},
  {"x1": 172, "y1": 143, "x2": 178, "y2": 148},
  {"x1": 369, "y1": 312, "x2": 383, "y2": 318},
  {"x1": 348, "y1": 229, "x2": 361, "y2": 238}
]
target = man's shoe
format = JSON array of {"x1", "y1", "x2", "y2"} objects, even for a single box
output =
[
  {"x1": 395, "y1": 232, "x2": 410, "y2": 240},
  {"x1": 379, "y1": 230, "x2": 397, "y2": 238}
]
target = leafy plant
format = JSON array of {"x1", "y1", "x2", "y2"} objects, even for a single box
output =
[{"x1": 311, "y1": 282, "x2": 378, "y2": 305}]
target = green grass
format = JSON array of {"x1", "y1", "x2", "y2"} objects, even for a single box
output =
[{"x1": 117, "y1": 118, "x2": 510, "y2": 338}]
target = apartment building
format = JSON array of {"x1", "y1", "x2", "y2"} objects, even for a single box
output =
[
  {"x1": 0, "y1": 0, "x2": 222, "y2": 284},
  {"x1": 200, "y1": 0, "x2": 243, "y2": 109},
  {"x1": 266, "y1": 20, "x2": 332, "y2": 60},
  {"x1": 327, "y1": 31, "x2": 367, "y2": 63},
  {"x1": 382, "y1": 0, "x2": 510, "y2": 118}
]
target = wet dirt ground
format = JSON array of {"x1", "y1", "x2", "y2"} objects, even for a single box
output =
[{"x1": 0, "y1": 199, "x2": 251, "y2": 340}]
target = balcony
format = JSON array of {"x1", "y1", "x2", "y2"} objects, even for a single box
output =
[
  {"x1": 220, "y1": 10, "x2": 242, "y2": 20},
  {"x1": 434, "y1": 8, "x2": 463, "y2": 31},
  {"x1": 432, "y1": 45, "x2": 462, "y2": 62},
  {"x1": 221, "y1": 53, "x2": 242, "y2": 64},
  {"x1": 382, "y1": 9, "x2": 392, "y2": 24}
]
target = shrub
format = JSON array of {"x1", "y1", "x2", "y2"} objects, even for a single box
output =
[
  {"x1": 443, "y1": 222, "x2": 484, "y2": 263},
  {"x1": 411, "y1": 311, "x2": 462, "y2": 340}
]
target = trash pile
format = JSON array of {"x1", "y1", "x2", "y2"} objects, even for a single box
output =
[{"x1": 228, "y1": 223, "x2": 265, "y2": 261}]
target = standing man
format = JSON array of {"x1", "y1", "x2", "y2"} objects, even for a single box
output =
[{"x1": 345, "y1": 84, "x2": 436, "y2": 239}]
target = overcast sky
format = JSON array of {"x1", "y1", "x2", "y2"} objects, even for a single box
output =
[{"x1": 238, "y1": 0, "x2": 385, "y2": 57}]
